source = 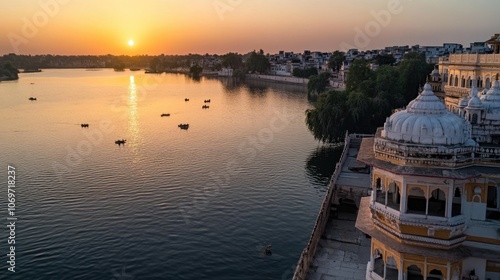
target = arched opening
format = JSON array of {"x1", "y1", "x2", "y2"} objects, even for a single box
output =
[
  {"x1": 467, "y1": 77, "x2": 472, "y2": 88},
  {"x1": 375, "y1": 178, "x2": 386, "y2": 205},
  {"x1": 387, "y1": 182, "x2": 401, "y2": 211},
  {"x1": 407, "y1": 188, "x2": 426, "y2": 214},
  {"x1": 471, "y1": 113, "x2": 478, "y2": 124},
  {"x1": 449, "y1": 75, "x2": 453, "y2": 86},
  {"x1": 452, "y1": 187, "x2": 462, "y2": 217},
  {"x1": 428, "y1": 269, "x2": 444, "y2": 280},
  {"x1": 486, "y1": 77, "x2": 491, "y2": 88},
  {"x1": 478, "y1": 77, "x2": 482, "y2": 88},
  {"x1": 487, "y1": 183, "x2": 500, "y2": 220},
  {"x1": 429, "y1": 189, "x2": 446, "y2": 217},
  {"x1": 461, "y1": 77, "x2": 465, "y2": 87},
  {"x1": 407, "y1": 265, "x2": 424, "y2": 280},
  {"x1": 373, "y1": 249, "x2": 384, "y2": 278},
  {"x1": 386, "y1": 256, "x2": 399, "y2": 280},
  {"x1": 454, "y1": 76, "x2": 459, "y2": 87}
]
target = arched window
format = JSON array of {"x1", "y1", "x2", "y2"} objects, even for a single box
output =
[
  {"x1": 407, "y1": 188, "x2": 426, "y2": 214},
  {"x1": 373, "y1": 249, "x2": 384, "y2": 278},
  {"x1": 455, "y1": 76, "x2": 459, "y2": 87},
  {"x1": 407, "y1": 265, "x2": 424, "y2": 280},
  {"x1": 449, "y1": 75, "x2": 453, "y2": 86},
  {"x1": 467, "y1": 77, "x2": 472, "y2": 88},
  {"x1": 452, "y1": 187, "x2": 462, "y2": 216},
  {"x1": 461, "y1": 77, "x2": 465, "y2": 87},
  {"x1": 428, "y1": 269, "x2": 444, "y2": 280},
  {"x1": 471, "y1": 113, "x2": 478, "y2": 124},
  {"x1": 429, "y1": 189, "x2": 446, "y2": 217},
  {"x1": 486, "y1": 77, "x2": 491, "y2": 88}
]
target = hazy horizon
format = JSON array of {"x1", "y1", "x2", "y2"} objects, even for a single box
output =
[{"x1": 1, "y1": 0, "x2": 498, "y2": 56}]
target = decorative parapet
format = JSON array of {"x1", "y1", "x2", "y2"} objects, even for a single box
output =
[
  {"x1": 372, "y1": 218, "x2": 467, "y2": 247},
  {"x1": 371, "y1": 202, "x2": 466, "y2": 228},
  {"x1": 444, "y1": 85, "x2": 470, "y2": 98},
  {"x1": 374, "y1": 136, "x2": 500, "y2": 167},
  {"x1": 447, "y1": 53, "x2": 500, "y2": 65}
]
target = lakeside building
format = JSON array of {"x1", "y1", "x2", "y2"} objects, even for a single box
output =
[
  {"x1": 439, "y1": 34, "x2": 500, "y2": 112},
  {"x1": 355, "y1": 79, "x2": 500, "y2": 279}
]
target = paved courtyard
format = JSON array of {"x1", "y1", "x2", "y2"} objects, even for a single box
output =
[{"x1": 306, "y1": 211, "x2": 371, "y2": 280}]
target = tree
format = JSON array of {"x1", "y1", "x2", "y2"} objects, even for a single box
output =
[
  {"x1": 375, "y1": 53, "x2": 396, "y2": 66},
  {"x1": 189, "y1": 64, "x2": 203, "y2": 77},
  {"x1": 328, "y1": 51, "x2": 345, "y2": 72},
  {"x1": 398, "y1": 52, "x2": 429, "y2": 103},
  {"x1": 307, "y1": 72, "x2": 330, "y2": 96},
  {"x1": 0, "y1": 62, "x2": 19, "y2": 80},
  {"x1": 245, "y1": 50, "x2": 270, "y2": 74},
  {"x1": 293, "y1": 67, "x2": 318, "y2": 78},
  {"x1": 345, "y1": 59, "x2": 373, "y2": 92},
  {"x1": 305, "y1": 90, "x2": 349, "y2": 143},
  {"x1": 222, "y1": 53, "x2": 243, "y2": 70}
]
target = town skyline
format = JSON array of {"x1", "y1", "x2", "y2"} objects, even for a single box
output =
[{"x1": 1, "y1": 0, "x2": 498, "y2": 56}]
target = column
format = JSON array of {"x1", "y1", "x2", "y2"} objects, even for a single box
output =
[
  {"x1": 398, "y1": 259, "x2": 404, "y2": 280},
  {"x1": 447, "y1": 186, "x2": 453, "y2": 218},
  {"x1": 400, "y1": 180, "x2": 407, "y2": 214}
]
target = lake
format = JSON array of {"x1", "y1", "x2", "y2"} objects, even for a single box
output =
[{"x1": 0, "y1": 69, "x2": 340, "y2": 280}]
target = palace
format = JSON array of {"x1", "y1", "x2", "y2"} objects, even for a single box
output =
[
  {"x1": 439, "y1": 34, "x2": 500, "y2": 112},
  {"x1": 355, "y1": 78, "x2": 500, "y2": 278}
]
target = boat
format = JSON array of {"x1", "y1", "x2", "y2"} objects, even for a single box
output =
[
  {"x1": 115, "y1": 139, "x2": 126, "y2": 145},
  {"x1": 204, "y1": 99, "x2": 211, "y2": 103},
  {"x1": 184, "y1": 98, "x2": 189, "y2": 101},
  {"x1": 178, "y1": 124, "x2": 189, "y2": 130},
  {"x1": 161, "y1": 113, "x2": 171, "y2": 117},
  {"x1": 202, "y1": 105, "x2": 209, "y2": 109},
  {"x1": 28, "y1": 97, "x2": 37, "y2": 101}
]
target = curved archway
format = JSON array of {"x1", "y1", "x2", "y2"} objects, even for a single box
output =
[
  {"x1": 449, "y1": 74, "x2": 453, "y2": 86},
  {"x1": 486, "y1": 77, "x2": 491, "y2": 88},
  {"x1": 454, "y1": 76, "x2": 459, "y2": 87},
  {"x1": 428, "y1": 268, "x2": 444, "y2": 280},
  {"x1": 452, "y1": 187, "x2": 462, "y2": 216},
  {"x1": 407, "y1": 187, "x2": 426, "y2": 214},
  {"x1": 407, "y1": 265, "x2": 424, "y2": 280},
  {"x1": 429, "y1": 189, "x2": 446, "y2": 217},
  {"x1": 373, "y1": 249, "x2": 384, "y2": 278}
]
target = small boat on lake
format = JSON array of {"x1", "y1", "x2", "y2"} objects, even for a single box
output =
[
  {"x1": 29, "y1": 97, "x2": 37, "y2": 101},
  {"x1": 184, "y1": 98, "x2": 189, "y2": 102},
  {"x1": 178, "y1": 124, "x2": 189, "y2": 130},
  {"x1": 115, "y1": 139, "x2": 127, "y2": 145},
  {"x1": 161, "y1": 113, "x2": 171, "y2": 117},
  {"x1": 204, "y1": 99, "x2": 211, "y2": 103},
  {"x1": 202, "y1": 105, "x2": 209, "y2": 109}
]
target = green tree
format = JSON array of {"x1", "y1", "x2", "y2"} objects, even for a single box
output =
[
  {"x1": 189, "y1": 64, "x2": 203, "y2": 77},
  {"x1": 375, "y1": 53, "x2": 396, "y2": 66},
  {"x1": 398, "y1": 52, "x2": 429, "y2": 103},
  {"x1": 305, "y1": 90, "x2": 349, "y2": 143},
  {"x1": 0, "y1": 62, "x2": 19, "y2": 80},
  {"x1": 345, "y1": 59, "x2": 373, "y2": 92},
  {"x1": 222, "y1": 53, "x2": 243, "y2": 70},
  {"x1": 328, "y1": 51, "x2": 345, "y2": 72},
  {"x1": 245, "y1": 50, "x2": 270, "y2": 74},
  {"x1": 307, "y1": 72, "x2": 330, "y2": 96},
  {"x1": 293, "y1": 67, "x2": 318, "y2": 78}
]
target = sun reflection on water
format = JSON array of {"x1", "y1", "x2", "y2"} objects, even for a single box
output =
[{"x1": 128, "y1": 75, "x2": 140, "y2": 157}]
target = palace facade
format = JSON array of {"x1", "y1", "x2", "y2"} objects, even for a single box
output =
[{"x1": 355, "y1": 79, "x2": 500, "y2": 279}]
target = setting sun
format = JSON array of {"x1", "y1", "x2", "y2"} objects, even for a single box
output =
[{"x1": 128, "y1": 40, "x2": 134, "y2": 47}]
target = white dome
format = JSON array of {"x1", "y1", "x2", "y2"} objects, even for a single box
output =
[
  {"x1": 458, "y1": 97, "x2": 469, "y2": 108},
  {"x1": 382, "y1": 84, "x2": 472, "y2": 145},
  {"x1": 466, "y1": 85, "x2": 483, "y2": 110},
  {"x1": 481, "y1": 80, "x2": 500, "y2": 109}
]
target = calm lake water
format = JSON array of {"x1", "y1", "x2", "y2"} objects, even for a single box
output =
[{"x1": 0, "y1": 69, "x2": 340, "y2": 280}]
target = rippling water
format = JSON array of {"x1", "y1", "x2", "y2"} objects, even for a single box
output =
[{"x1": 0, "y1": 69, "x2": 340, "y2": 280}]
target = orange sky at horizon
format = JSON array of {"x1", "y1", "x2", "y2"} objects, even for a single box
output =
[{"x1": 0, "y1": 0, "x2": 498, "y2": 55}]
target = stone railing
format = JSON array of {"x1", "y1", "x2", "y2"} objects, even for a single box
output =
[
  {"x1": 292, "y1": 132, "x2": 353, "y2": 280},
  {"x1": 444, "y1": 85, "x2": 470, "y2": 98}
]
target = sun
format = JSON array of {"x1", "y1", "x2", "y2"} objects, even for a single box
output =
[{"x1": 128, "y1": 40, "x2": 134, "y2": 47}]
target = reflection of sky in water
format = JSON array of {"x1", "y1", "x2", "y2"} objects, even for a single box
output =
[{"x1": 128, "y1": 75, "x2": 140, "y2": 156}]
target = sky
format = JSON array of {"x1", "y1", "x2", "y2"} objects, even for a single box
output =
[{"x1": 0, "y1": 0, "x2": 499, "y2": 55}]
